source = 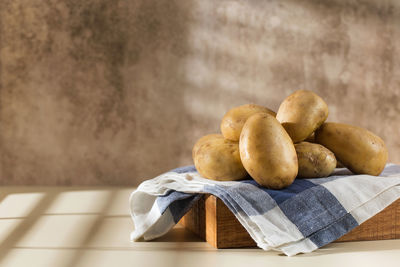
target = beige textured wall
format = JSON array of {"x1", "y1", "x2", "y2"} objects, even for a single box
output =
[{"x1": 0, "y1": 0, "x2": 399, "y2": 185}]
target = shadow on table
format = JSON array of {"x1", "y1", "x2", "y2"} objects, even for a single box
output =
[{"x1": 148, "y1": 225, "x2": 205, "y2": 243}]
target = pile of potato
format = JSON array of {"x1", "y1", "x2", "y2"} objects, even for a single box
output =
[{"x1": 192, "y1": 90, "x2": 388, "y2": 189}]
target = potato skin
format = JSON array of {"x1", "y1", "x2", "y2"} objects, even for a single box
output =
[
  {"x1": 276, "y1": 90, "x2": 329, "y2": 143},
  {"x1": 304, "y1": 132, "x2": 315, "y2": 143},
  {"x1": 315, "y1": 123, "x2": 388, "y2": 176},
  {"x1": 192, "y1": 134, "x2": 247, "y2": 181},
  {"x1": 295, "y1": 142, "x2": 336, "y2": 178},
  {"x1": 336, "y1": 161, "x2": 345, "y2": 168},
  {"x1": 221, "y1": 104, "x2": 276, "y2": 141},
  {"x1": 239, "y1": 113, "x2": 298, "y2": 189}
]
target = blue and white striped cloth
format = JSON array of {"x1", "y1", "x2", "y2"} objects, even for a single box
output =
[{"x1": 129, "y1": 164, "x2": 400, "y2": 256}]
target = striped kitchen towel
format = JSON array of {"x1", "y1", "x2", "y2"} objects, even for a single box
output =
[{"x1": 129, "y1": 164, "x2": 400, "y2": 256}]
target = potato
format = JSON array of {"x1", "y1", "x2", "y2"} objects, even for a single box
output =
[
  {"x1": 304, "y1": 132, "x2": 315, "y2": 143},
  {"x1": 276, "y1": 90, "x2": 329, "y2": 143},
  {"x1": 221, "y1": 104, "x2": 276, "y2": 141},
  {"x1": 336, "y1": 161, "x2": 345, "y2": 168},
  {"x1": 239, "y1": 113, "x2": 298, "y2": 189},
  {"x1": 192, "y1": 134, "x2": 247, "y2": 181},
  {"x1": 295, "y1": 142, "x2": 336, "y2": 178},
  {"x1": 315, "y1": 122, "x2": 388, "y2": 176}
]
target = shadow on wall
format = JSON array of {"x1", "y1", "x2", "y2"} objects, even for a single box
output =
[{"x1": 0, "y1": 0, "x2": 399, "y2": 185}]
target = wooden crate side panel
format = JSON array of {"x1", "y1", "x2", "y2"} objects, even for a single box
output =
[
  {"x1": 180, "y1": 195, "x2": 400, "y2": 248},
  {"x1": 205, "y1": 195, "x2": 218, "y2": 247},
  {"x1": 178, "y1": 195, "x2": 206, "y2": 239},
  {"x1": 215, "y1": 197, "x2": 256, "y2": 248},
  {"x1": 336, "y1": 198, "x2": 400, "y2": 242}
]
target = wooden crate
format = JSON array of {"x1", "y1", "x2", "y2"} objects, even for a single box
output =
[{"x1": 179, "y1": 194, "x2": 400, "y2": 248}]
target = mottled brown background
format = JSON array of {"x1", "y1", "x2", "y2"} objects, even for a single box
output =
[{"x1": 0, "y1": 0, "x2": 399, "y2": 185}]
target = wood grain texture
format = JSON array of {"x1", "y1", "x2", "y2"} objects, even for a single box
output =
[
  {"x1": 179, "y1": 195, "x2": 400, "y2": 248},
  {"x1": 213, "y1": 195, "x2": 257, "y2": 248},
  {"x1": 336, "y1": 197, "x2": 400, "y2": 242},
  {"x1": 179, "y1": 194, "x2": 206, "y2": 240},
  {"x1": 205, "y1": 195, "x2": 217, "y2": 247}
]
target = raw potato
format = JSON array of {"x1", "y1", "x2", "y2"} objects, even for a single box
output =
[
  {"x1": 221, "y1": 104, "x2": 276, "y2": 141},
  {"x1": 239, "y1": 113, "x2": 298, "y2": 189},
  {"x1": 192, "y1": 134, "x2": 220, "y2": 160},
  {"x1": 295, "y1": 142, "x2": 337, "y2": 178},
  {"x1": 336, "y1": 161, "x2": 345, "y2": 168},
  {"x1": 276, "y1": 90, "x2": 329, "y2": 143},
  {"x1": 315, "y1": 122, "x2": 388, "y2": 176},
  {"x1": 192, "y1": 134, "x2": 247, "y2": 181},
  {"x1": 304, "y1": 132, "x2": 315, "y2": 143}
]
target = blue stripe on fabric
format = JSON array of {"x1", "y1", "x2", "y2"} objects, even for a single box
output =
[
  {"x1": 278, "y1": 185, "x2": 349, "y2": 237},
  {"x1": 306, "y1": 176, "x2": 344, "y2": 185},
  {"x1": 168, "y1": 194, "x2": 202, "y2": 223},
  {"x1": 380, "y1": 164, "x2": 400, "y2": 177},
  {"x1": 156, "y1": 190, "x2": 201, "y2": 223},
  {"x1": 170, "y1": 165, "x2": 197, "y2": 173},
  {"x1": 204, "y1": 182, "x2": 278, "y2": 216},
  {"x1": 309, "y1": 213, "x2": 359, "y2": 247},
  {"x1": 242, "y1": 179, "x2": 317, "y2": 204},
  {"x1": 306, "y1": 169, "x2": 353, "y2": 185},
  {"x1": 157, "y1": 190, "x2": 194, "y2": 214}
]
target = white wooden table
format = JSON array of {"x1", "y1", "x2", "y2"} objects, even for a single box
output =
[{"x1": 0, "y1": 186, "x2": 399, "y2": 267}]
